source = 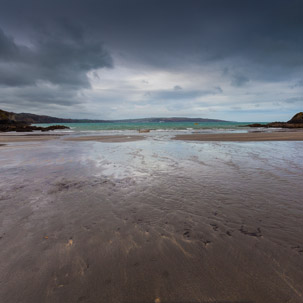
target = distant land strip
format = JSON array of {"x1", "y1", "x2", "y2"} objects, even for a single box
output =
[{"x1": 0, "y1": 109, "x2": 229, "y2": 124}]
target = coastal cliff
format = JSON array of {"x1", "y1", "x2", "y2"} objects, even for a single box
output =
[
  {"x1": 0, "y1": 109, "x2": 69, "y2": 132},
  {"x1": 288, "y1": 112, "x2": 303, "y2": 124},
  {"x1": 248, "y1": 112, "x2": 303, "y2": 128}
]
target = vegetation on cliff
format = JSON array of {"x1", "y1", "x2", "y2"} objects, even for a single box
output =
[{"x1": 0, "y1": 109, "x2": 70, "y2": 132}]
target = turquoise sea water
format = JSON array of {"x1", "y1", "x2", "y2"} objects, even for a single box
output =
[{"x1": 34, "y1": 121, "x2": 260, "y2": 131}]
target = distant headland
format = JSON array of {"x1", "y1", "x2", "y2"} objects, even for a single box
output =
[
  {"x1": 0, "y1": 109, "x2": 229, "y2": 124},
  {"x1": 0, "y1": 108, "x2": 229, "y2": 132}
]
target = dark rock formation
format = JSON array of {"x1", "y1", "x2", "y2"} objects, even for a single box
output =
[
  {"x1": 1, "y1": 124, "x2": 70, "y2": 132},
  {"x1": 0, "y1": 122, "x2": 70, "y2": 132},
  {"x1": 0, "y1": 109, "x2": 16, "y2": 121},
  {"x1": 247, "y1": 123, "x2": 265, "y2": 127},
  {"x1": 288, "y1": 112, "x2": 303, "y2": 124},
  {"x1": 247, "y1": 112, "x2": 303, "y2": 128},
  {"x1": 267, "y1": 122, "x2": 303, "y2": 128}
]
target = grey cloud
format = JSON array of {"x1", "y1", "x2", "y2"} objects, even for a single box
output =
[
  {"x1": 231, "y1": 74, "x2": 249, "y2": 87},
  {"x1": 290, "y1": 80, "x2": 303, "y2": 88},
  {"x1": 144, "y1": 87, "x2": 221, "y2": 102},
  {"x1": 1, "y1": 1, "x2": 303, "y2": 81},
  {"x1": 284, "y1": 97, "x2": 303, "y2": 104},
  {"x1": 214, "y1": 86, "x2": 223, "y2": 93},
  {"x1": 0, "y1": 84, "x2": 83, "y2": 108},
  {"x1": 144, "y1": 91, "x2": 152, "y2": 97},
  {"x1": 174, "y1": 85, "x2": 182, "y2": 90},
  {"x1": 2, "y1": 1, "x2": 303, "y2": 72},
  {"x1": 0, "y1": 24, "x2": 112, "y2": 88},
  {"x1": 0, "y1": 27, "x2": 22, "y2": 60}
]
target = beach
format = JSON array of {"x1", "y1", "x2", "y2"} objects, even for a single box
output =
[
  {"x1": 1, "y1": 130, "x2": 303, "y2": 303},
  {"x1": 65, "y1": 135, "x2": 145, "y2": 143},
  {"x1": 2, "y1": 0, "x2": 303, "y2": 301},
  {"x1": 2, "y1": 130, "x2": 303, "y2": 144},
  {"x1": 0, "y1": 134, "x2": 63, "y2": 143},
  {"x1": 174, "y1": 131, "x2": 303, "y2": 142}
]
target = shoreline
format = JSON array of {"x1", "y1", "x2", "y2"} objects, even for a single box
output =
[
  {"x1": 64, "y1": 135, "x2": 145, "y2": 142},
  {"x1": 0, "y1": 134, "x2": 63, "y2": 142},
  {"x1": 173, "y1": 131, "x2": 303, "y2": 142},
  {"x1": 2, "y1": 130, "x2": 303, "y2": 144},
  {"x1": 0, "y1": 134, "x2": 145, "y2": 143}
]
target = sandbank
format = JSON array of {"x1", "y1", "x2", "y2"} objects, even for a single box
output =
[
  {"x1": 174, "y1": 131, "x2": 303, "y2": 142},
  {"x1": 0, "y1": 134, "x2": 62, "y2": 142},
  {"x1": 65, "y1": 135, "x2": 145, "y2": 142}
]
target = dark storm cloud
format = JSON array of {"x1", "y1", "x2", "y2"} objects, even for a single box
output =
[
  {"x1": 0, "y1": 0, "x2": 303, "y2": 117},
  {"x1": 0, "y1": 22, "x2": 112, "y2": 88},
  {"x1": 1, "y1": 0, "x2": 302, "y2": 77},
  {"x1": 0, "y1": 27, "x2": 21, "y2": 60},
  {"x1": 0, "y1": 84, "x2": 83, "y2": 109}
]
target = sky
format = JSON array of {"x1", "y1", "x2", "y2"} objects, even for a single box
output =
[{"x1": 0, "y1": 0, "x2": 302, "y2": 122}]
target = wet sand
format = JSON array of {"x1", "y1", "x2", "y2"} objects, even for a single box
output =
[
  {"x1": 65, "y1": 135, "x2": 145, "y2": 142},
  {"x1": 1, "y1": 138, "x2": 303, "y2": 303},
  {"x1": 0, "y1": 134, "x2": 144, "y2": 143},
  {"x1": 0, "y1": 134, "x2": 62, "y2": 142},
  {"x1": 174, "y1": 131, "x2": 303, "y2": 142},
  {"x1": 2, "y1": 131, "x2": 303, "y2": 144}
]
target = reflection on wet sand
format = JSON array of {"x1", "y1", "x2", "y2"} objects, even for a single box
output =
[{"x1": 0, "y1": 138, "x2": 303, "y2": 303}]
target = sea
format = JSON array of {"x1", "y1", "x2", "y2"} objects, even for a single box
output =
[{"x1": 34, "y1": 121, "x2": 263, "y2": 132}]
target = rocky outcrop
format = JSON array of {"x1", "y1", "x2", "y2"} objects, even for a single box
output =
[
  {"x1": 248, "y1": 112, "x2": 303, "y2": 128},
  {"x1": 267, "y1": 122, "x2": 303, "y2": 128},
  {"x1": 0, "y1": 123, "x2": 70, "y2": 132},
  {"x1": 0, "y1": 109, "x2": 16, "y2": 121},
  {"x1": 288, "y1": 112, "x2": 303, "y2": 124},
  {"x1": 0, "y1": 109, "x2": 70, "y2": 132}
]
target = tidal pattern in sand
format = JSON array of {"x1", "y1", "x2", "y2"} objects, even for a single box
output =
[{"x1": 0, "y1": 138, "x2": 303, "y2": 303}]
